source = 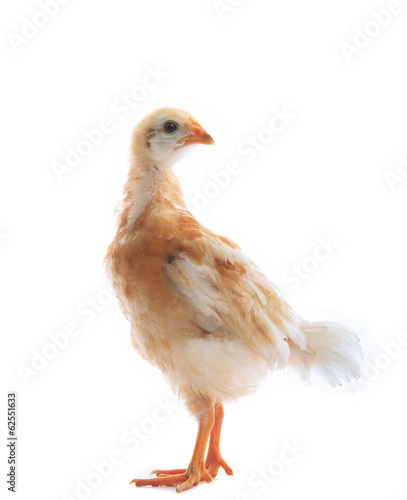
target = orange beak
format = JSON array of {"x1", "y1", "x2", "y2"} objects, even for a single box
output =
[{"x1": 177, "y1": 123, "x2": 214, "y2": 147}]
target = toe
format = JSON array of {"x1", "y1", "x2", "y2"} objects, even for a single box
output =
[
  {"x1": 205, "y1": 455, "x2": 233, "y2": 477},
  {"x1": 176, "y1": 474, "x2": 200, "y2": 493},
  {"x1": 151, "y1": 468, "x2": 186, "y2": 476},
  {"x1": 220, "y1": 459, "x2": 233, "y2": 476},
  {"x1": 130, "y1": 474, "x2": 187, "y2": 487}
]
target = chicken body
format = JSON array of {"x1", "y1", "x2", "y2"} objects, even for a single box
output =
[
  {"x1": 105, "y1": 108, "x2": 362, "y2": 492},
  {"x1": 106, "y1": 168, "x2": 292, "y2": 415}
]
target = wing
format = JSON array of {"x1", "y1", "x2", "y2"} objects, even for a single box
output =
[{"x1": 164, "y1": 230, "x2": 299, "y2": 369}]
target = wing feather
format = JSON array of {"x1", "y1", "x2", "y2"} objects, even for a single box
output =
[{"x1": 164, "y1": 232, "x2": 293, "y2": 369}]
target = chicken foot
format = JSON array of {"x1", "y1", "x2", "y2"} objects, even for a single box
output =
[{"x1": 130, "y1": 407, "x2": 214, "y2": 493}]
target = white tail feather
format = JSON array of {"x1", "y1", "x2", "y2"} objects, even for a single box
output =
[{"x1": 288, "y1": 320, "x2": 362, "y2": 386}]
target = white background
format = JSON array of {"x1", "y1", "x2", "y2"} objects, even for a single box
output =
[{"x1": 2, "y1": 1, "x2": 407, "y2": 499}]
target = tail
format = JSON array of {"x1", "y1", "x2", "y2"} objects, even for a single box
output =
[{"x1": 287, "y1": 320, "x2": 362, "y2": 387}]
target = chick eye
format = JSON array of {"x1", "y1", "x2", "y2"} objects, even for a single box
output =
[{"x1": 163, "y1": 121, "x2": 178, "y2": 134}]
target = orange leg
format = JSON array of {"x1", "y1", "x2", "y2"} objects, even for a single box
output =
[
  {"x1": 205, "y1": 403, "x2": 233, "y2": 477},
  {"x1": 150, "y1": 403, "x2": 233, "y2": 480},
  {"x1": 130, "y1": 407, "x2": 215, "y2": 493}
]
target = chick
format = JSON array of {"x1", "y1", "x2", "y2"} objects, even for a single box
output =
[{"x1": 105, "y1": 108, "x2": 362, "y2": 492}]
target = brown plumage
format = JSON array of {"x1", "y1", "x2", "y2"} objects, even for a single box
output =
[{"x1": 105, "y1": 107, "x2": 362, "y2": 492}]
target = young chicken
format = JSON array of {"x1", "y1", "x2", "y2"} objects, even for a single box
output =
[{"x1": 104, "y1": 108, "x2": 362, "y2": 493}]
